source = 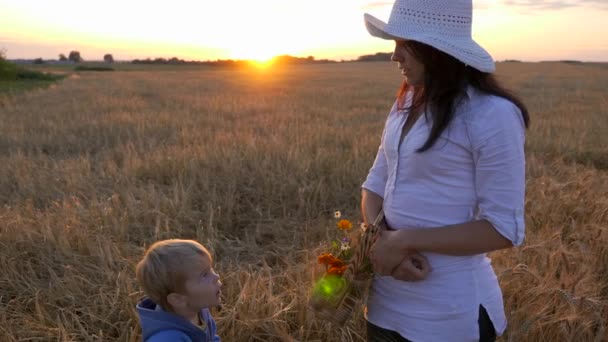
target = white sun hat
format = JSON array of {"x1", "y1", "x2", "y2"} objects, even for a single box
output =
[{"x1": 364, "y1": 0, "x2": 495, "y2": 72}]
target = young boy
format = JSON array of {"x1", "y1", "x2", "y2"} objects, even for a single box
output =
[{"x1": 136, "y1": 239, "x2": 222, "y2": 342}]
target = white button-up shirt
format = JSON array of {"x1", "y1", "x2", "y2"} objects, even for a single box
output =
[{"x1": 362, "y1": 87, "x2": 526, "y2": 341}]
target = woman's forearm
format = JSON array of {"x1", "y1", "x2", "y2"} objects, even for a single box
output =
[
  {"x1": 398, "y1": 220, "x2": 513, "y2": 256},
  {"x1": 361, "y1": 189, "x2": 383, "y2": 226}
]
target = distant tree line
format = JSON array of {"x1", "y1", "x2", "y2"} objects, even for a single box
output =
[
  {"x1": 0, "y1": 49, "x2": 64, "y2": 81},
  {"x1": 272, "y1": 55, "x2": 336, "y2": 64},
  {"x1": 131, "y1": 57, "x2": 197, "y2": 65},
  {"x1": 131, "y1": 54, "x2": 338, "y2": 66},
  {"x1": 23, "y1": 50, "x2": 115, "y2": 64},
  {"x1": 1, "y1": 46, "x2": 588, "y2": 66},
  {"x1": 356, "y1": 52, "x2": 392, "y2": 62},
  {"x1": 3, "y1": 47, "x2": 402, "y2": 66}
]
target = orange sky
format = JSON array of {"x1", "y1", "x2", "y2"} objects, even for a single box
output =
[{"x1": 1, "y1": 0, "x2": 607, "y2": 62}]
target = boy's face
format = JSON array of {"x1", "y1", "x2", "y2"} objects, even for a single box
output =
[{"x1": 180, "y1": 253, "x2": 222, "y2": 311}]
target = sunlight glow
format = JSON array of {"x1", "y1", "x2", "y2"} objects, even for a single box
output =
[
  {"x1": 0, "y1": 0, "x2": 606, "y2": 61},
  {"x1": 229, "y1": 44, "x2": 280, "y2": 63},
  {"x1": 250, "y1": 58, "x2": 275, "y2": 69}
]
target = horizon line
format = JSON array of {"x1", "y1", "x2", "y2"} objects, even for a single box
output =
[{"x1": 6, "y1": 53, "x2": 608, "y2": 64}]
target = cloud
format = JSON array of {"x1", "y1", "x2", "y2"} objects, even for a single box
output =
[
  {"x1": 360, "y1": 0, "x2": 608, "y2": 12},
  {"x1": 0, "y1": 36, "x2": 19, "y2": 44},
  {"x1": 502, "y1": 0, "x2": 608, "y2": 11},
  {"x1": 363, "y1": 0, "x2": 608, "y2": 11},
  {"x1": 474, "y1": 2, "x2": 492, "y2": 10},
  {"x1": 361, "y1": 1, "x2": 393, "y2": 10}
]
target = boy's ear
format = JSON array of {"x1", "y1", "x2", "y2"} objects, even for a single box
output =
[{"x1": 167, "y1": 292, "x2": 184, "y2": 309}]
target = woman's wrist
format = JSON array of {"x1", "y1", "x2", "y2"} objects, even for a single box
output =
[{"x1": 395, "y1": 229, "x2": 417, "y2": 253}]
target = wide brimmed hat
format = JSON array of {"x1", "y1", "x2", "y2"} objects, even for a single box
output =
[{"x1": 364, "y1": 0, "x2": 495, "y2": 72}]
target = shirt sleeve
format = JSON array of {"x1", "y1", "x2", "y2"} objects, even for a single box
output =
[
  {"x1": 361, "y1": 124, "x2": 389, "y2": 199},
  {"x1": 470, "y1": 99, "x2": 526, "y2": 246}
]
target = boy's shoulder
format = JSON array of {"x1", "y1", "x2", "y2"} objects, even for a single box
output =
[
  {"x1": 137, "y1": 298, "x2": 199, "y2": 342},
  {"x1": 147, "y1": 329, "x2": 192, "y2": 342}
]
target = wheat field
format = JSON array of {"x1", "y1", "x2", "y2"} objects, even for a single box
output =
[{"x1": 0, "y1": 61, "x2": 607, "y2": 341}]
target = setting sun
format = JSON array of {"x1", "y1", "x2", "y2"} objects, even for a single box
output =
[
  {"x1": 250, "y1": 58, "x2": 275, "y2": 69},
  {"x1": 228, "y1": 44, "x2": 279, "y2": 62}
]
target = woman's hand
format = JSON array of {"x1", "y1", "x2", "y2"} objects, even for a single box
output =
[
  {"x1": 391, "y1": 251, "x2": 431, "y2": 281},
  {"x1": 370, "y1": 229, "x2": 404, "y2": 275},
  {"x1": 370, "y1": 228, "x2": 431, "y2": 280}
]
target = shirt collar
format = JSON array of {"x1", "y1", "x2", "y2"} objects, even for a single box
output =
[{"x1": 465, "y1": 85, "x2": 475, "y2": 99}]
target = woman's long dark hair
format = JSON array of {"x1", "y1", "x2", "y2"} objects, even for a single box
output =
[{"x1": 397, "y1": 40, "x2": 530, "y2": 153}]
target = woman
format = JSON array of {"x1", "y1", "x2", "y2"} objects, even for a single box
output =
[{"x1": 360, "y1": 1, "x2": 530, "y2": 341}]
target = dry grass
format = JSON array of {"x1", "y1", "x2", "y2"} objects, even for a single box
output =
[{"x1": 0, "y1": 61, "x2": 606, "y2": 341}]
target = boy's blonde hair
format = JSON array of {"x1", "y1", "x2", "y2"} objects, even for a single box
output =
[{"x1": 136, "y1": 239, "x2": 211, "y2": 311}]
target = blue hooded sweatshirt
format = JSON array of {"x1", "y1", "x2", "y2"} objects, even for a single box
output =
[{"x1": 136, "y1": 297, "x2": 220, "y2": 342}]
